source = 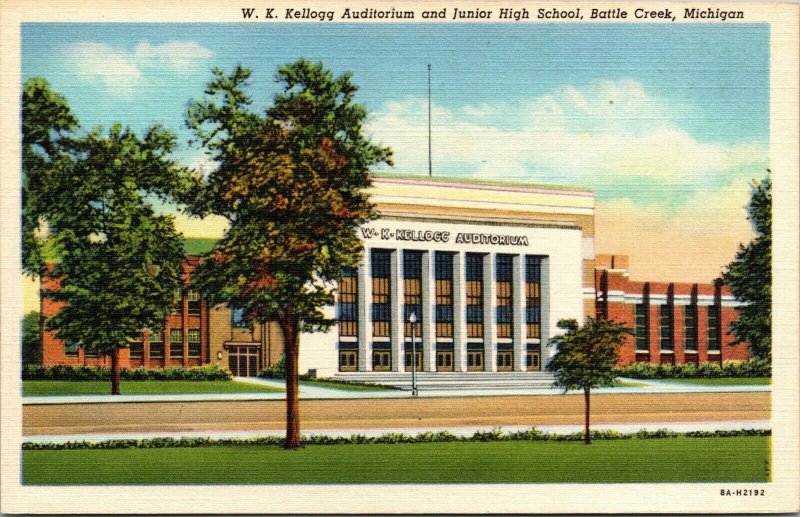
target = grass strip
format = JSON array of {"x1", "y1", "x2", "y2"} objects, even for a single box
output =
[{"x1": 23, "y1": 380, "x2": 283, "y2": 396}]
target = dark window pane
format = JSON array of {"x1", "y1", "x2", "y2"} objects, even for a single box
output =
[
  {"x1": 496, "y1": 255, "x2": 513, "y2": 282},
  {"x1": 403, "y1": 251, "x2": 422, "y2": 279},
  {"x1": 435, "y1": 252, "x2": 453, "y2": 280},
  {"x1": 466, "y1": 253, "x2": 483, "y2": 281},
  {"x1": 371, "y1": 250, "x2": 391, "y2": 278}
]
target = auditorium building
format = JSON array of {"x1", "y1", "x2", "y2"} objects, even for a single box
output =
[{"x1": 39, "y1": 174, "x2": 748, "y2": 376}]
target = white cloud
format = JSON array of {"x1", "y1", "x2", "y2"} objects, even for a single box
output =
[
  {"x1": 67, "y1": 40, "x2": 213, "y2": 96},
  {"x1": 365, "y1": 80, "x2": 766, "y2": 185}
]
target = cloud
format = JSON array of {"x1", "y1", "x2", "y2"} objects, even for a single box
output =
[
  {"x1": 366, "y1": 79, "x2": 766, "y2": 190},
  {"x1": 365, "y1": 79, "x2": 766, "y2": 279},
  {"x1": 67, "y1": 40, "x2": 212, "y2": 96}
]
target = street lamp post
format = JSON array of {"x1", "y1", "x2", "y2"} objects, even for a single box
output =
[{"x1": 409, "y1": 312, "x2": 418, "y2": 397}]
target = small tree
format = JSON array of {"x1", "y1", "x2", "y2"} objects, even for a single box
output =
[
  {"x1": 546, "y1": 318, "x2": 631, "y2": 445},
  {"x1": 186, "y1": 61, "x2": 391, "y2": 448},
  {"x1": 22, "y1": 311, "x2": 41, "y2": 366},
  {"x1": 42, "y1": 123, "x2": 196, "y2": 394},
  {"x1": 722, "y1": 174, "x2": 771, "y2": 360}
]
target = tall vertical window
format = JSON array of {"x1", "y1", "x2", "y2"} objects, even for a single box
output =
[
  {"x1": 525, "y1": 256, "x2": 542, "y2": 338},
  {"x1": 187, "y1": 290, "x2": 201, "y2": 316},
  {"x1": 659, "y1": 305, "x2": 673, "y2": 350},
  {"x1": 170, "y1": 328, "x2": 183, "y2": 359},
  {"x1": 465, "y1": 253, "x2": 484, "y2": 338},
  {"x1": 634, "y1": 304, "x2": 649, "y2": 351},
  {"x1": 149, "y1": 331, "x2": 164, "y2": 358},
  {"x1": 129, "y1": 337, "x2": 144, "y2": 358},
  {"x1": 403, "y1": 251, "x2": 423, "y2": 337},
  {"x1": 684, "y1": 304, "x2": 698, "y2": 351},
  {"x1": 231, "y1": 306, "x2": 247, "y2": 328},
  {"x1": 172, "y1": 288, "x2": 182, "y2": 314},
  {"x1": 435, "y1": 252, "x2": 454, "y2": 338},
  {"x1": 337, "y1": 267, "x2": 358, "y2": 337},
  {"x1": 371, "y1": 250, "x2": 391, "y2": 337},
  {"x1": 496, "y1": 254, "x2": 513, "y2": 338},
  {"x1": 188, "y1": 329, "x2": 201, "y2": 358},
  {"x1": 707, "y1": 305, "x2": 721, "y2": 351}
]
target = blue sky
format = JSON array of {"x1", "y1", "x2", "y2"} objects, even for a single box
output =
[{"x1": 21, "y1": 23, "x2": 770, "y2": 280}]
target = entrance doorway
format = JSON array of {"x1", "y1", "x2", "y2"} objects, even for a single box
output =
[
  {"x1": 339, "y1": 351, "x2": 357, "y2": 372},
  {"x1": 404, "y1": 351, "x2": 422, "y2": 372},
  {"x1": 436, "y1": 351, "x2": 454, "y2": 372},
  {"x1": 372, "y1": 351, "x2": 391, "y2": 371},
  {"x1": 526, "y1": 351, "x2": 541, "y2": 371},
  {"x1": 228, "y1": 346, "x2": 260, "y2": 377},
  {"x1": 497, "y1": 351, "x2": 513, "y2": 371},
  {"x1": 467, "y1": 351, "x2": 484, "y2": 371}
]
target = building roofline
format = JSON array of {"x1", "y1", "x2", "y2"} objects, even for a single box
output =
[{"x1": 370, "y1": 172, "x2": 594, "y2": 195}]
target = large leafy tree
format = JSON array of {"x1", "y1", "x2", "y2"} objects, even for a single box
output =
[
  {"x1": 186, "y1": 60, "x2": 391, "y2": 448},
  {"x1": 546, "y1": 318, "x2": 631, "y2": 445},
  {"x1": 721, "y1": 174, "x2": 771, "y2": 360},
  {"x1": 37, "y1": 119, "x2": 195, "y2": 394}
]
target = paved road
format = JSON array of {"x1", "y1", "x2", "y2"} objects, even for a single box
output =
[{"x1": 23, "y1": 391, "x2": 770, "y2": 436}]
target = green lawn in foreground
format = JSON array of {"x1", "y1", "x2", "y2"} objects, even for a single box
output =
[
  {"x1": 23, "y1": 436, "x2": 769, "y2": 484},
  {"x1": 299, "y1": 379, "x2": 394, "y2": 391},
  {"x1": 656, "y1": 377, "x2": 771, "y2": 386},
  {"x1": 23, "y1": 380, "x2": 283, "y2": 396}
]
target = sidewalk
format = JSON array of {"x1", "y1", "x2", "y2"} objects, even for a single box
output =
[
  {"x1": 21, "y1": 376, "x2": 770, "y2": 405},
  {"x1": 23, "y1": 419, "x2": 771, "y2": 444}
]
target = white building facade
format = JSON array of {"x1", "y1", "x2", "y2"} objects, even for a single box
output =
[{"x1": 299, "y1": 175, "x2": 596, "y2": 378}]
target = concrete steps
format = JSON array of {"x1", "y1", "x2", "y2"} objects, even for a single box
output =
[{"x1": 334, "y1": 371, "x2": 557, "y2": 391}]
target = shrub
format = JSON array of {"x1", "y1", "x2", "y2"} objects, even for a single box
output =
[
  {"x1": 22, "y1": 364, "x2": 232, "y2": 381},
  {"x1": 614, "y1": 358, "x2": 770, "y2": 379},
  {"x1": 22, "y1": 428, "x2": 771, "y2": 450},
  {"x1": 258, "y1": 354, "x2": 286, "y2": 379}
]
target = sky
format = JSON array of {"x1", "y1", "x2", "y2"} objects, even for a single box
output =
[{"x1": 21, "y1": 23, "x2": 769, "y2": 288}]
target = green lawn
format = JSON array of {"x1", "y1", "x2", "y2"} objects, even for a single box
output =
[
  {"x1": 23, "y1": 380, "x2": 283, "y2": 396},
  {"x1": 182, "y1": 237, "x2": 217, "y2": 255},
  {"x1": 656, "y1": 377, "x2": 771, "y2": 386},
  {"x1": 23, "y1": 436, "x2": 769, "y2": 484},
  {"x1": 611, "y1": 380, "x2": 647, "y2": 388},
  {"x1": 299, "y1": 379, "x2": 394, "y2": 391}
]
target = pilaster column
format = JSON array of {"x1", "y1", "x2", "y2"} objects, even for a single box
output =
[
  {"x1": 357, "y1": 249, "x2": 372, "y2": 371},
  {"x1": 421, "y1": 250, "x2": 436, "y2": 371},
  {"x1": 483, "y1": 253, "x2": 497, "y2": 372},
  {"x1": 452, "y1": 252, "x2": 467, "y2": 372},
  {"x1": 513, "y1": 254, "x2": 526, "y2": 371},
  {"x1": 390, "y1": 249, "x2": 403, "y2": 372}
]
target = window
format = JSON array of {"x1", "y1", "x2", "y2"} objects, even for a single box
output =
[
  {"x1": 684, "y1": 304, "x2": 697, "y2": 351},
  {"x1": 466, "y1": 253, "x2": 484, "y2": 338},
  {"x1": 172, "y1": 288, "x2": 182, "y2": 314},
  {"x1": 187, "y1": 290, "x2": 201, "y2": 316},
  {"x1": 707, "y1": 305, "x2": 721, "y2": 351},
  {"x1": 634, "y1": 304, "x2": 649, "y2": 351},
  {"x1": 525, "y1": 256, "x2": 542, "y2": 338},
  {"x1": 231, "y1": 306, "x2": 247, "y2": 328},
  {"x1": 659, "y1": 305, "x2": 673, "y2": 350},
  {"x1": 435, "y1": 252, "x2": 454, "y2": 338},
  {"x1": 64, "y1": 341, "x2": 79, "y2": 357},
  {"x1": 337, "y1": 267, "x2": 358, "y2": 337},
  {"x1": 496, "y1": 255, "x2": 513, "y2": 338},
  {"x1": 149, "y1": 331, "x2": 164, "y2": 358},
  {"x1": 170, "y1": 328, "x2": 183, "y2": 359},
  {"x1": 371, "y1": 250, "x2": 391, "y2": 337},
  {"x1": 129, "y1": 338, "x2": 143, "y2": 359},
  {"x1": 188, "y1": 329, "x2": 201, "y2": 358},
  {"x1": 403, "y1": 251, "x2": 422, "y2": 337}
]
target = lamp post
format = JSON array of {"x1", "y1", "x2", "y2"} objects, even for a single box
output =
[{"x1": 409, "y1": 312, "x2": 418, "y2": 397}]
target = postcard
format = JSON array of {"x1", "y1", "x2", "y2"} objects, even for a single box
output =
[{"x1": 1, "y1": 0, "x2": 798, "y2": 514}]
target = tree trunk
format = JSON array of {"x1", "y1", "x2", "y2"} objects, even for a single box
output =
[
  {"x1": 111, "y1": 348, "x2": 121, "y2": 395},
  {"x1": 280, "y1": 311, "x2": 302, "y2": 449},
  {"x1": 583, "y1": 387, "x2": 591, "y2": 445}
]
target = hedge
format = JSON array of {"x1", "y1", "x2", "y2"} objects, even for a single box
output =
[
  {"x1": 21, "y1": 428, "x2": 770, "y2": 450},
  {"x1": 613, "y1": 358, "x2": 771, "y2": 379},
  {"x1": 22, "y1": 364, "x2": 232, "y2": 381}
]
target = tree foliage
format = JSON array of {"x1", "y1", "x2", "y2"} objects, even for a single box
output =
[
  {"x1": 186, "y1": 60, "x2": 391, "y2": 447},
  {"x1": 22, "y1": 311, "x2": 41, "y2": 365},
  {"x1": 721, "y1": 174, "x2": 771, "y2": 360},
  {"x1": 547, "y1": 317, "x2": 631, "y2": 444},
  {"x1": 22, "y1": 78, "x2": 78, "y2": 276}
]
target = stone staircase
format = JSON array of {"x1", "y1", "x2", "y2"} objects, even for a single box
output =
[{"x1": 333, "y1": 371, "x2": 557, "y2": 391}]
